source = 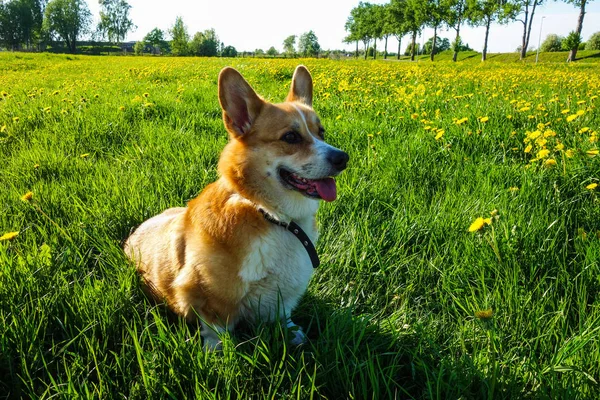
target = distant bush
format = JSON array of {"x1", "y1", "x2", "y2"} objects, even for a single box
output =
[
  {"x1": 540, "y1": 34, "x2": 563, "y2": 52},
  {"x1": 134, "y1": 41, "x2": 144, "y2": 55},
  {"x1": 586, "y1": 32, "x2": 600, "y2": 50},
  {"x1": 562, "y1": 31, "x2": 581, "y2": 51}
]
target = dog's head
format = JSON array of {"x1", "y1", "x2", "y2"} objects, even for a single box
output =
[{"x1": 217, "y1": 65, "x2": 349, "y2": 219}]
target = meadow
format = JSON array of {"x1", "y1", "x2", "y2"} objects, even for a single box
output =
[{"x1": 1, "y1": 52, "x2": 599, "y2": 399}]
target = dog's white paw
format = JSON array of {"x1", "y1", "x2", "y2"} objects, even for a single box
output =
[
  {"x1": 287, "y1": 320, "x2": 306, "y2": 346},
  {"x1": 202, "y1": 336, "x2": 223, "y2": 351}
]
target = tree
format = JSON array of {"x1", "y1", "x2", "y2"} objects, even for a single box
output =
[
  {"x1": 343, "y1": 11, "x2": 360, "y2": 58},
  {"x1": 97, "y1": 0, "x2": 135, "y2": 44},
  {"x1": 586, "y1": 31, "x2": 600, "y2": 50},
  {"x1": 189, "y1": 28, "x2": 218, "y2": 56},
  {"x1": 467, "y1": 0, "x2": 519, "y2": 61},
  {"x1": 43, "y1": 0, "x2": 91, "y2": 53},
  {"x1": 0, "y1": 0, "x2": 45, "y2": 50},
  {"x1": 283, "y1": 34, "x2": 296, "y2": 57},
  {"x1": 143, "y1": 27, "x2": 168, "y2": 54},
  {"x1": 447, "y1": 0, "x2": 468, "y2": 62},
  {"x1": 266, "y1": 46, "x2": 277, "y2": 56},
  {"x1": 403, "y1": 0, "x2": 425, "y2": 61},
  {"x1": 169, "y1": 16, "x2": 189, "y2": 56},
  {"x1": 380, "y1": 3, "x2": 396, "y2": 59},
  {"x1": 346, "y1": 2, "x2": 376, "y2": 60},
  {"x1": 222, "y1": 45, "x2": 237, "y2": 57},
  {"x1": 515, "y1": 0, "x2": 545, "y2": 60},
  {"x1": 388, "y1": 0, "x2": 407, "y2": 59},
  {"x1": 563, "y1": 0, "x2": 594, "y2": 62},
  {"x1": 421, "y1": 0, "x2": 450, "y2": 61},
  {"x1": 540, "y1": 33, "x2": 562, "y2": 52},
  {"x1": 298, "y1": 30, "x2": 320, "y2": 57}
]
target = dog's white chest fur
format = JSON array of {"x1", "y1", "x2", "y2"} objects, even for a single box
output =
[{"x1": 238, "y1": 218, "x2": 317, "y2": 322}]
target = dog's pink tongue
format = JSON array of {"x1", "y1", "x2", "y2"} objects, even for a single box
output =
[{"x1": 314, "y1": 178, "x2": 337, "y2": 202}]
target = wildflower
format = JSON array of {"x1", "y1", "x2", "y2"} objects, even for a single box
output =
[
  {"x1": 80, "y1": 153, "x2": 89, "y2": 158},
  {"x1": 478, "y1": 116, "x2": 489, "y2": 123},
  {"x1": 561, "y1": 109, "x2": 570, "y2": 114},
  {"x1": 475, "y1": 309, "x2": 493, "y2": 320},
  {"x1": 0, "y1": 231, "x2": 19, "y2": 241},
  {"x1": 119, "y1": 106, "x2": 126, "y2": 111},
  {"x1": 1, "y1": 124, "x2": 6, "y2": 133},
  {"x1": 586, "y1": 183, "x2": 597, "y2": 190},
  {"x1": 13, "y1": 117, "x2": 19, "y2": 122},
  {"x1": 43, "y1": 107, "x2": 51, "y2": 113},
  {"x1": 34, "y1": 164, "x2": 39, "y2": 169},
  {"x1": 555, "y1": 143, "x2": 564, "y2": 151},
  {"x1": 468, "y1": 217, "x2": 492, "y2": 232},
  {"x1": 435, "y1": 130, "x2": 444, "y2": 140},
  {"x1": 566, "y1": 114, "x2": 578, "y2": 122},
  {"x1": 490, "y1": 209, "x2": 498, "y2": 217},
  {"x1": 336, "y1": 115, "x2": 342, "y2": 120},
  {"x1": 577, "y1": 100, "x2": 585, "y2": 105},
  {"x1": 455, "y1": 117, "x2": 468, "y2": 126},
  {"x1": 21, "y1": 191, "x2": 33, "y2": 202},
  {"x1": 566, "y1": 149, "x2": 575, "y2": 158},
  {"x1": 586, "y1": 149, "x2": 598, "y2": 157},
  {"x1": 524, "y1": 145, "x2": 532, "y2": 153},
  {"x1": 544, "y1": 159, "x2": 557, "y2": 167},
  {"x1": 536, "y1": 149, "x2": 550, "y2": 158},
  {"x1": 579, "y1": 127, "x2": 590, "y2": 134},
  {"x1": 576, "y1": 110, "x2": 585, "y2": 116}
]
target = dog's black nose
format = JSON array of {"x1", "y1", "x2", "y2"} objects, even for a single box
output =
[{"x1": 327, "y1": 150, "x2": 349, "y2": 171}]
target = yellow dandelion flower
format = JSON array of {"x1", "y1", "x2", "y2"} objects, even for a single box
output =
[
  {"x1": 479, "y1": 116, "x2": 489, "y2": 123},
  {"x1": 483, "y1": 218, "x2": 492, "y2": 225},
  {"x1": 0, "y1": 231, "x2": 19, "y2": 241},
  {"x1": 468, "y1": 217, "x2": 486, "y2": 232},
  {"x1": 561, "y1": 109, "x2": 570, "y2": 114},
  {"x1": 21, "y1": 191, "x2": 33, "y2": 201},
  {"x1": 509, "y1": 187, "x2": 520, "y2": 192},
  {"x1": 490, "y1": 209, "x2": 498, "y2": 217},
  {"x1": 576, "y1": 110, "x2": 585, "y2": 116},
  {"x1": 12, "y1": 117, "x2": 19, "y2": 122},
  {"x1": 587, "y1": 149, "x2": 598, "y2": 157},
  {"x1": 336, "y1": 115, "x2": 342, "y2": 120},
  {"x1": 506, "y1": 115, "x2": 513, "y2": 119},
  {"x1": 577, "y1": 100, "x2": 585, "y2": 105},
  {"x1": 579, "y1": 127, "x2": 590, "y2": 134},
  {"x1": 524, "y1": 145, "x2": 532, "y2": 153},
  {"x1": 435, "y1": 130, "x2": 444, "y2": 140},
  {"x1": 586, "y1": 183, "x2": 597, "y2": 190},
  {"x1": 80, "y1": 153, "x2": 89, "y2": 158},
  {"x1": 1, "y1": 124, "x2": 6, "y2": 133},
  {"x1": 555, "y1": 143, "x2": 564, "y2": 151},
  {"x1": 474, "y1": 309, "x2": 493, "y2": 320},
  {"x1": 537, "y1": 149, "x2": 550, "y2": 158},
  {"x1": 544, "y1": 159, "x2": 557, "y2": 167},
  {"x1": 119, "y1": 106, "x2": 126, "y2": 111},
  {"x1": 566, "y1": 114, "x2": 578, "y2": 122},
  {"x1": 566, "y1": 149, "x2": 575, "y2": 158}
]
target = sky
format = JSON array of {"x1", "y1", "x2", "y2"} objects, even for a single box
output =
[{"x1": 86, "y1": 0, "x2": 600, "y2": 54}]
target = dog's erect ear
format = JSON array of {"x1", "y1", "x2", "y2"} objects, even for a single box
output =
[
  {"x1": 218, "y1": 67, "x2": 264, "y2": 137},
  {"x1": 286, "y1": 65, "x2": 313, "y2": 107}
]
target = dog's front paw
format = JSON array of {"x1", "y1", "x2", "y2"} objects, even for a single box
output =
[
  {"x1": 287, "y1": 320, "x2": 306, "y2": 346},
  {"x1": 202, "y1": 336, "x2": 223, "y2": 351}
]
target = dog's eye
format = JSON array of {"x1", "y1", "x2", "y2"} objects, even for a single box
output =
[
  {"x1": 281, "y1": 131, "x2": 302, "y2": 144},
  {"x1": 318, "y1": 127, "x2": 325, "y2": 140}
]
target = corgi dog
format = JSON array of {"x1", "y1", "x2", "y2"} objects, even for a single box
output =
[{"x1": 124, "y1": 65, "x2": 348, "y2": 349}]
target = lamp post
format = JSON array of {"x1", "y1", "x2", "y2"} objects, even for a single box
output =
[{"x1": 536, "y1": 16, "x2": 546, "y2": 64}]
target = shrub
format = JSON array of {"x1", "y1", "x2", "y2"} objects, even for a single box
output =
[
  {"x1": 561, "y1": 31, "x2": 581, "y2": 51},
  {"x1": 586, "y1": 31, "x2": 600, "y2": 50},
  {"x1": 540, "y1": 34, "x2": 563, "y2": 52}
]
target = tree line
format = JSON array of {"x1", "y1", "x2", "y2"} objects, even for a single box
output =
[
  {"x1": 344, "y1": 0, "x2": 596, "y2": 62},
  {"x1": 0, "y1": 0, "x2": 137, "y2": 52}
]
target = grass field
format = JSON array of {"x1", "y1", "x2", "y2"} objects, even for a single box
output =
[{"x1": 1, "y1": 53, "x2": 600, "y2": 399}]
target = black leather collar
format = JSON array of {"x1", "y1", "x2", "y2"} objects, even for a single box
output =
[{"x1": 258, "y1": 208, "x2": 320, "y2": 268}]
